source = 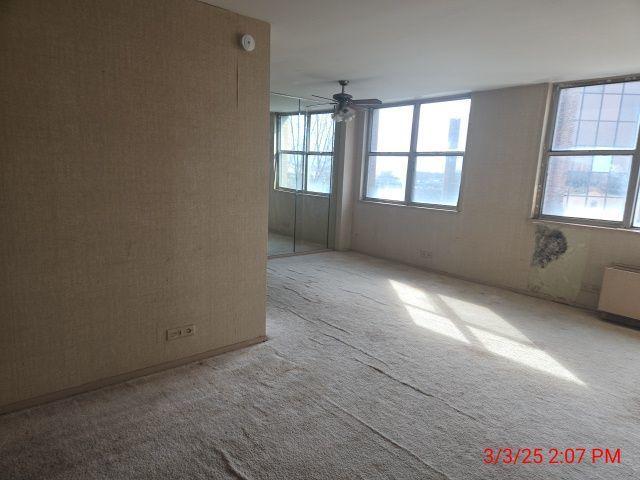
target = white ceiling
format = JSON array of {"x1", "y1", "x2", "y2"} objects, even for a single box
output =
[{"x1": 206, "y1": 0, "x2": 640, "y2": 107}]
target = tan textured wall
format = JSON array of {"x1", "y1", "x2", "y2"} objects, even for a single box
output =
[
  {"x1": 350, "y1": 84, "x2": 640, "y2": 309},
  {"x1": 333, "y1": 114, "x2": 365, "y2": 251},
  {"x1": 0, "y1": 0, "x2": 269, "y2": 408}
]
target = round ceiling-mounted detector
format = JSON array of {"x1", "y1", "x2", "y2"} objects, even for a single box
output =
[{"x1": 241, "y1": 34, "x2": 255, "y2": 52}]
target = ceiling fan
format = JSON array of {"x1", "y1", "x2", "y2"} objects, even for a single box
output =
[{"x1": 311, "y1": 80, "x2": 382, "y2": 122}]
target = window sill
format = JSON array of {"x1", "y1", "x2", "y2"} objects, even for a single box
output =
[
  {"x1": 531, "y1": 218, "x2": 640, "y2": 234},
  {"x1": 359, "y1": 199, "x2": 459, "y2": 213}
]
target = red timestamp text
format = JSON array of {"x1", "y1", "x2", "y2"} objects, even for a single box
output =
[{"x1": 482, "y1": 447, "x2": 621, "y2": 465}]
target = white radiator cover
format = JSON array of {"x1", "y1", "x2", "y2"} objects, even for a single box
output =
[{"x1": 598, "y1": 266, "x2": 640, "y2": 320}]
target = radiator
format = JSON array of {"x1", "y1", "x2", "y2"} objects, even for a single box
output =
[{"x1": 598, "y1": 265, "x2": 640, "y2": 322}]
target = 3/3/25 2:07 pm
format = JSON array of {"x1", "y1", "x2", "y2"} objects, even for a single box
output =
[{"x1": 482, "y1": 447, "x2": 622, "y2": 465}]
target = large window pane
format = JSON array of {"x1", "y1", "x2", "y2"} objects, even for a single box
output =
[
  {"x1": 279, "y1": 114, "x2": 306, "y2": 151},
  {"x1": 413, "y1": 156, "x2": 463, "y2": 206},
  {"x1": 278, "y1": 154, "x2": 303, "y2": 190},
  {"x1": 552, "y1": 81, "x2": 640, "y2": 150},
  {"x1": 417, "y1": 99, "x2": 470, "y2": 152},
  {"x1": 370, "y1": 106, "x2": 413, "y2": 152},
  {"x1": 308, "y1": 113, "x2": 334, "y2": 152},
  {"x1": 307, "y1": 155, "x2": 332, "y2": 193},
  {"x1": 366, "y1": 156, "x2": 408, "y2": 201},
  {"x1": 542, "y1": 155, "x2": 632, "y2": 221}
]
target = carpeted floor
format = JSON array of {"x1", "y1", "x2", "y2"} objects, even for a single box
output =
[{"x1": 1, "y1": 252, "x2": 640, "y2": 479}]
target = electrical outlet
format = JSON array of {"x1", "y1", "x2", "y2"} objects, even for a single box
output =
[{"x1": 166, "y1": 324, "x2": 196, "y2": 341}]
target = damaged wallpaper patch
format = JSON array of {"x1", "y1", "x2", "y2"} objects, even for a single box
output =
[
  {"x1": 531, "y1": 225, "x2": 567, "y2": 268},
  {"x1": 528, "y1": 225, "x2": 590, "y2": 305}
]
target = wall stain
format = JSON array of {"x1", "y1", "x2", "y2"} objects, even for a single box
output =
[{"x1": 531, "y1": 226, "x2": 567, "y2": 268}]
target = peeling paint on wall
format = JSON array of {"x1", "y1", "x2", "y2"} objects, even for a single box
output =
[{"x1": 531, "y1": 226, "x2": 567, "y2": 268}]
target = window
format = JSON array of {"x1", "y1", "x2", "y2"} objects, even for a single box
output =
[
  {"x1": 364, "y1": 97, "x2": 471, "y2": 208},
  {"x1": 537, "y1": 76, "x2": 640, "y2": 227},
  {"x1": 276, "y1": 112, "x2": 335, "y2": 194}
]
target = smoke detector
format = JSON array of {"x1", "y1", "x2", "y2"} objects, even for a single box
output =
[{"x1": 241, "y1": 34, "x2": 255, "y2": 52}]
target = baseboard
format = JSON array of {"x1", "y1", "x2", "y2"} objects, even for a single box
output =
[{"x1": 0, "y1": 335, "x2": 267, "y2": 416}]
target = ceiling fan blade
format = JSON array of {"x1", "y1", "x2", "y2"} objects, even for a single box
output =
[
  {"x1": 305, "y1": 102, "x2": 336, "y2": 107},
  {"x1": 351, "y1": 98, "x2": 382, "y2": 105},
  {"x1": 312, "y1": 94, "x2": 336, "y2": 102},
  {"x1": 270, "y1": 91, "x2": 317, "y2": 102}
]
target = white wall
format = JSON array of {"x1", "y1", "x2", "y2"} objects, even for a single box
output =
[{"x1": 347, "y1": 84, "x2": 640, "y2": 309}]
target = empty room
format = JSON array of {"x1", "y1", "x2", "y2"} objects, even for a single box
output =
[{"x1": 2, "y1": 0, "x2": 640, "y2": 479}]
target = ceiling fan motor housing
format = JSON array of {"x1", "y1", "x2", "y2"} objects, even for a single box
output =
[{"x1": 333, "y1": 93, "x2": 353, "y2": 103}]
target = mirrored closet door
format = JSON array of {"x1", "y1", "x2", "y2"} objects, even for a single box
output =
[{"x1": 267, "y1": 94, "x2": 335, "y2": 257}]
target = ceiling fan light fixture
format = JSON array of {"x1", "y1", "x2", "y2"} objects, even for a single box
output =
[
  {"x1": 332, "y1": 105, "x2": 356, "y2": 123},
  {"x1": 312, "y1": 80, "x2": 380, "y2": 122}
]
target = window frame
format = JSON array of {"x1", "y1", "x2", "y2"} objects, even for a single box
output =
[
  {"x1": 535, "y1": 74, "x2": 640, "y2": 229},
  {"x1": 275, "y1": 110, "x2": 335, "y2": 196},
  {"x1": 362, "y1": 94, "x2": 472, "y2": 211}
]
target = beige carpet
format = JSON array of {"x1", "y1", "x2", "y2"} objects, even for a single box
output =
[{"x1": 1, "y1": 252, "x2": 639, "y2": 479}]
